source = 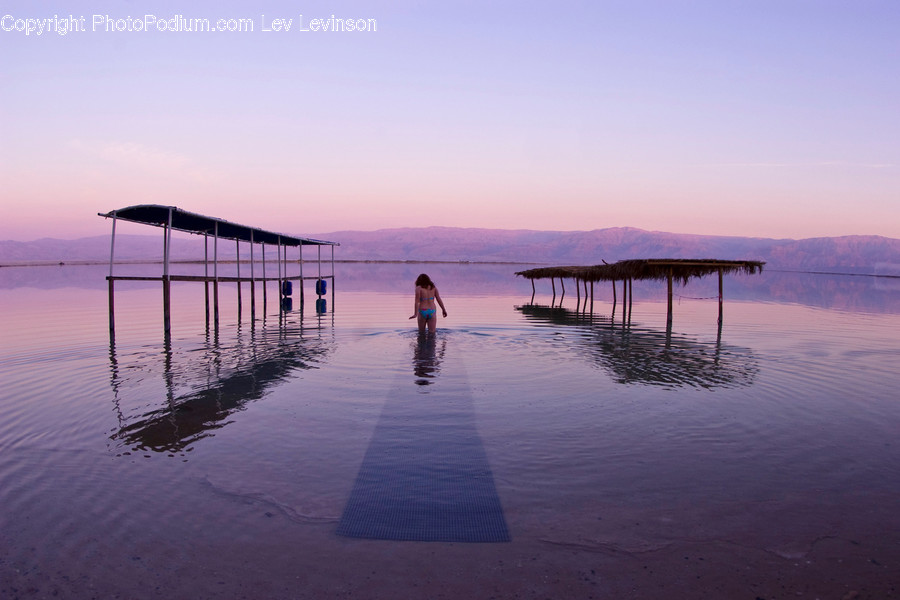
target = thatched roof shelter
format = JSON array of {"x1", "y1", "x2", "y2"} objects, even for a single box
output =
[
  {"x1": 516, "y1": 259, "x2": 764, "y2": 285},
  {"x1": 515, "y1": 258, "x2": 766, "y2": 326}
]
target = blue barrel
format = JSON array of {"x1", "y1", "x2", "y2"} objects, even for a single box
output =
[
  {"x1": 316, "y1": 279, "x2": 327, "y2": 295},
  {"x1": 316, "y1": 298, "x2": 327, "y2": 314},
  {"x1": 281, "y1": 280, "x2": 292, "y2": 296},
  {"x1": 281, "y1": 297, "x2": 293, "y2": 312}
]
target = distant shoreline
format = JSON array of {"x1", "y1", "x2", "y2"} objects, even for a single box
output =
[
  {"x1": 0, "y1": 259, "x2": 540, "y2": 268},
  {"x1": 2, "y1": 260, "x2": 899, "y2": 279}
]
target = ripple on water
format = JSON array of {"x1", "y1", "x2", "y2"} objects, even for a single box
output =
[{"x1": 2, "y1": 272, "x2": 900, "y2": 585}]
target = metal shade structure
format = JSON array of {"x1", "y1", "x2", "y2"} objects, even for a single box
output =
[
  {"x1": 98, "y1": 204, "x2": 339, "y2": 248},
  {"x1": 99, "y1": 204, "x2": 339, "y2": 335}
]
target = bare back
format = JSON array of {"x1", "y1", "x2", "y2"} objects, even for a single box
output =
[{"x1": 416, "y1": 285, "x2": 438, "y2": 310}]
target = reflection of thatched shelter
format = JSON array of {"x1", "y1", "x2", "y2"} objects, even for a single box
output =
[
  {"x1": 516, "y1": 259, "x2": 765, "y2": 324},
  {"x1": 516, "y1": 304, "x2": 758, "y2": 389}
]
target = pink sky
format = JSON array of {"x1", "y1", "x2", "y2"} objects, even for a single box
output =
[{"x1": 2, "y1": 1, "x2": 898, "y2": 241}]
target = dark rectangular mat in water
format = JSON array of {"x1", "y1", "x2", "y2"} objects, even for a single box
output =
[{"x1": 337, "y1": 374, "x2": 509, "y2": 542}]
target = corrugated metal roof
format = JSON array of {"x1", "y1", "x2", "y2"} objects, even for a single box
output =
[{"x1": 99, "y1": 204, "x2": 338, "y2": 247}]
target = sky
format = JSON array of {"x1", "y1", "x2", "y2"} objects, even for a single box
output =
[{"x1": 1, "y1": 0, "x2": 898, "y2": 241}]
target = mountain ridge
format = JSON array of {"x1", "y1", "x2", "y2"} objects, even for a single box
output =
[{"x1": 2, "y1": 227, "x2": 899, "y2": 275}]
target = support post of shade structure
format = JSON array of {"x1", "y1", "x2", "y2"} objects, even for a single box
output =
[
  {"x1": 214, "y1": 222, "x2": 220, "y2": 327},
  {"x1": 250, "y1": 231, "x2": 255, "y2": 319},
  {"x1": 261, "y1": 243, "x2": 267, "y2": 312},
  {"x1": 97, "y1": 204, "x2": 339, "y2": 337},
  {"x1": 163, "y1": 207, "x2": 173, "y2": 335},
  {"x1": 204, "y1": 234, "x2": 209, "y2": 326},
  {"x1": 235, "y1": 238, "x2": 242, "y2": 319},
  {"x1": 107, "y1": 212, "x2": 117, "y2": 334}
]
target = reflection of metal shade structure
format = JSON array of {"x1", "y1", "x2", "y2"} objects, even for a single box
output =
[
  {"x1": 110, "y1": 330, "x2": 330, "y2": 453},
  {"x1": 516, "y1": 304, "x2": 758, "y2": 389}
]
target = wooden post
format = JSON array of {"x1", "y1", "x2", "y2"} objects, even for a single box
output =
[
  {"x1": 163, "y1": 276, "x2": 171, "y2": 334},
  {"x1": 551, "y1": 278, "x2": 556, "y2": 304},
  {"x1": 583, "y1": 279, "x2": 588, "y2": 312},
  {"x1": 108, "y1": 278, "x2": 115, "y2": 333},
  {"x1": 666, "y1": 268, "x2": 674, "y2": 328},
  {"x1": 628, "y1": 277, "x2": 633, "y2": 323},
  {"x1": 611, "y1": 279, "x2": 617, "y2": 317},
  {"x1": 530, "y1": 278, "x2": 536, "y2": 304},
  {"x1": 589, "y1": 280, "x2": 594, "y2": 313},
  {"x1": 718, "y1": 267, "x2": 724, "y2": 325}
]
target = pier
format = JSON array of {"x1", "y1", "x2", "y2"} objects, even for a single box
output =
[{"x1": 100, "y1": 204, "x2": 339, "y2": 335}]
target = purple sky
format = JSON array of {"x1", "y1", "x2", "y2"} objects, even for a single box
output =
[{"x1": 2, "y1": 0, "x2": 898, "y2": 241}]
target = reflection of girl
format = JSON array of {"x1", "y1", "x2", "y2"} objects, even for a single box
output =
[
  {"x1": 413, "y1": 331, "x2": 446, "y2": 385},
  {"x1": 409, "y1": 273, "x2": 447, "y2": 333}
]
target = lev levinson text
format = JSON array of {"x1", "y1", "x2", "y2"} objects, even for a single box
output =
[{"x1": 1, "y1": 14, "x2": 377, "y2": 36}]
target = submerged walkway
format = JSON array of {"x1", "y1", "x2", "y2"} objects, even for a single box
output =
[{"x1": 338, "y1": 349, "x2": 509, "y2": 543}]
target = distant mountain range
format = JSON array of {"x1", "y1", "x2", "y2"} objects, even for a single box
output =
[{"x1": 3, "y1": 227, "x2": 900, "y2": 275}]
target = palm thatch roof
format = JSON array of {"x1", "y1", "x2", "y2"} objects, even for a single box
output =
[{"x1": 516, "y1": 259, "x2": 764, "y2": 285}]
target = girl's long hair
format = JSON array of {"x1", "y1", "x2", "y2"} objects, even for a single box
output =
[{"x1": 415, "y1": 273, "x2": 435, "y2": 289}]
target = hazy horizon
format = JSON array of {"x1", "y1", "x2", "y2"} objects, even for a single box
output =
[{"x1": 7, "y1": 222, "x2": 900, "y2": 245}]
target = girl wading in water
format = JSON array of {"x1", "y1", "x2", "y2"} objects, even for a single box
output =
[{"x1": 410, "y1": 273, "x2": 448, "y2": 334}]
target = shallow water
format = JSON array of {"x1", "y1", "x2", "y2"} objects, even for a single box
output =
[{"x1": 2, "y1": 262, "x2": 899, "y2": 598}]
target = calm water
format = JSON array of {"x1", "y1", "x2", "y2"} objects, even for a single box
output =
[{"x1": 2, "y1": 262, "x2": 899, "y2": 598}]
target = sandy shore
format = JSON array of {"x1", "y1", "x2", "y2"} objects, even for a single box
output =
[{"x1": 4, "y1": 491, "x2": 896, "y2": 600}]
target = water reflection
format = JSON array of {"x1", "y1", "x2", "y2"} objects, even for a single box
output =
[
  {"x1": 109, "y1": 321, "x2": 332, "y2": 454},
  {"x1": 4, "y1": 264, "x2": 900, "y2": 314},
  {"x1": 411, "y1": 332, "x2": 446, "y2": 386},
  {"x1": 516, "y1": 304, "x2": 758, "y2": 389}
]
